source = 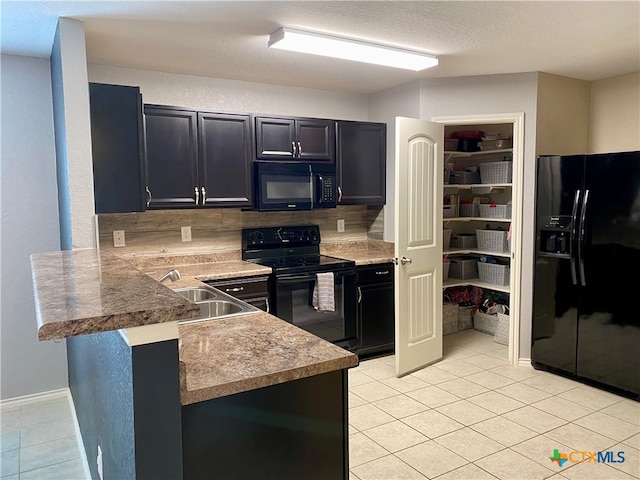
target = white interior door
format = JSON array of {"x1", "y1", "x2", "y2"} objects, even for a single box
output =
[{"x1": 395, "y1": 117, "x2": 444, "y2": 376}]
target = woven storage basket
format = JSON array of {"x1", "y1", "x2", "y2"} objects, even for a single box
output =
[
  {"x1": 476, "y1": 229, "x2": 509, "y2": 253},
  {"x1": 443, "y1": 205, "x2": 456, "y2": 218},
  {"x1": 449, "y1": 257, "x2": 478, "y2": 280},
  {"x1": 493, "y1": 313, "x2": 510, "y2": 345},
  {"x1": 478, "y1": 204, "x2": 511, "y2": 219},
  {"x1": 477, "y1": 262, "x2": 510, "y2": 286},
  {"x1": 479, "y1": 161, "x2": 513, "y2": 184},
  {"x1": 443, "y1": 229, "x2": 452, "y2": 250},
  {"x1": 450, "y1": 234, "x2": 477, "y2": 249},
  {"x1": 474, "y1": 311, "x2": 498, "y2": 335},
  {"x1": 450, "y1": 171, "x2": 480, "y2": 185},
  {"x1": 458, "y1": 306, "x2": 474, "y2": 330},
  {"x1": 459, "y1": 204, "x2": 479, "y2": 217},
  {"x1": 443, "y1": 260, "x2": 451, "y2": 281},
  {"x1": 443, "y1": 303, "x2": 459, "y2": 335}
]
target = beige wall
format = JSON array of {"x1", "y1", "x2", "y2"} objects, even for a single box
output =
[
  {"x1": 589, "y1": 71, "x2": 640, "y2": 153},
  {"x1": 536, "y1": 73, "x2": 591, "y2": 155}
]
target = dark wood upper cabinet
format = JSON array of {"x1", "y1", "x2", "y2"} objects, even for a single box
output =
[
  {"x1": 336, "y1": 121, "x2": 387, "y2": 205},
  {"x1": 89, "y1": 83, "x2": 146, "y2": 213},
  {"x1": 198, "y1": 112, "x2": 252, "y2": 207},
  {"x1": 255, "y1": 116, "x2": 335, "y2": 162},
  {"x1": 144, "y1": 106, "x2": 199, "y2": 209},
  {"x1": 144, "y1": 106, "x2": 252, "y2": 209}
]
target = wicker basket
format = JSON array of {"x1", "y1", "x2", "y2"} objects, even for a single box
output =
[
  {"x1": 443, "y1": 303, "x2": 459, "y2": 335},
  {"x1": 494, "y1": 313, "x2": 510, "y2": 345},
  {"x1": 476, "y1": 229, "x2": 509, "y2": 253},
  {"x1": 458, "y1": 306, "x2": 474, "y2": 330},
  {"x1": 443, "y1": 205, "x2": 457, "y2": 218},
  {"x1": 449, "y1": 257, "x2": 479, "y2": 280},
  {"x1": 479, "y1": 161, "x2": 513, "y2": 184},
  {"x1": 450, "y1": 171, "x2": 480, "y2": 185},
  {"x1": 474, "y1": 311, "x2": 498, "y2": 335},
  {"x1": 450, "y1": 234, "x2": 477, "y2": 249},
  {"x1": 459, "y1": 204, "x2": 479, "y2": 217},
  {"x1": 478, "y1": 204, "x2": 511, "y2": 219},
  {"x1": 443, "y1": 260, "x2": 450, "y2": 281},
  {"x1": 443, "y1": 229, "x2": 452, "y2": 250},
  {"x1": 477, "y1": 262, "x2": 510, "y2": 286}
]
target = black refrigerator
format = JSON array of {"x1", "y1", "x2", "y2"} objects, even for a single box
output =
[{"x1": 533, "y1": 151, "x2": 640, "y2": 400}]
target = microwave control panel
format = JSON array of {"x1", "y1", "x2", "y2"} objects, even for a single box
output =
[{"x1": 319, "y1": 176, "x2": 335, "y2": 202}]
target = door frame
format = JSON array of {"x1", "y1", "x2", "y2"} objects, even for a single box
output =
[{"x1": 431, "y1": 113, "x2": 524, "y2": 366}]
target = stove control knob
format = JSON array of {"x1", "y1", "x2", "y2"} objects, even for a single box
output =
[
  {"x1": 297, "y1": 229, "x2": 304, "y2": 238},
  {"x1": 255, "y1": 232, "x2": 264, "y2": 244},
  {"x1": 248, "y1": 232, "x2": 255, "y2": 243}
]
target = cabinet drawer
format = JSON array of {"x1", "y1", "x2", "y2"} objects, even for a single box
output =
[
  {"x1": 357, "y1": 264, "x2": 394, "y2": 285},
  {"x1": 206, "y1": 276, "x2": 269, "y2": 299}
]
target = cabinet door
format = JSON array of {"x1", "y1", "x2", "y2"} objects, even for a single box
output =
[
  {"x1": 198, "y1": 113, "x2": 252, "y2": 207},
  {"x1": 358, "y1": 283, "x2": 395, "y2": 355},
  {"x1": 296, "y1": 119, "x2": 335, "y2": 162},
  {"x1": 255, "y1": 116, "x2": 296, "y2": 160},
  {"x1": 144, "y1": 106, "x2": 198, "y2": 209},
  {"x1": 336, "y1": 121, "x2": 386, "y2": 204},
  {"x1": 89, "y1": 83, "x2": 146, "y2": 213}
]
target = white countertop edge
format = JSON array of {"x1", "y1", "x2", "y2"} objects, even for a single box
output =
[{"x1": 119, "y1": 321, "x2": 179, "y2": 346}]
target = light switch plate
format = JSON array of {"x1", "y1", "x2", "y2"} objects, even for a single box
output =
[
  {"x1": 181, "y1": 226, "x2": 192, "y2": 242},
  {"x1": 113, "y1": 230, "x2": 125, "y2": 247},
  {"x1": 337, "y1": 219, "x2": 345, "y2": 233}
]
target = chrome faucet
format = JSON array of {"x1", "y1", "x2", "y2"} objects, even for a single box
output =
[{"x1": 158, "y1": 269, "x2": 181, "y2": 284}]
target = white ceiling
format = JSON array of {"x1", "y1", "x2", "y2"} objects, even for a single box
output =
[{"x1": 2, "y1": 1, "x2": 639, "y2": 94}]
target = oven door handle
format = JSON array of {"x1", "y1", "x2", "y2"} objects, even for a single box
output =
[{"x1": 277, "y1": 274, "x2": 319, "y2": 284}]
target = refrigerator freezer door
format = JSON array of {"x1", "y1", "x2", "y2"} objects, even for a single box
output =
[
  {"x1": 577, "y1": 151, "x2": 640, "y2": 397},
  {"x1": 532, "y1": 155, "x2": 584, "y2": 375}
]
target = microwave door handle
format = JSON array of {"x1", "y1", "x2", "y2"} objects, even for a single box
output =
[
  {"x1": 317, "y1": 175, "x2": 323, "y2": 204},
  {"x1": 309, "y1": 165, "x2": 314, "y2": 209}
]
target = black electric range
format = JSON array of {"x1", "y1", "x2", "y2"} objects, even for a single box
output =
[{"x1": 241, "y1": 225, "x2": 357, "y2": 350}]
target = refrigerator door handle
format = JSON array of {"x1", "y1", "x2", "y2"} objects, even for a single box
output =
[
  {"x1": 570, "y1": 190, "x2": 581, "y2": 285},
  {"x1": 578, "y1": 189, "x2": 590, "y2": 287}
]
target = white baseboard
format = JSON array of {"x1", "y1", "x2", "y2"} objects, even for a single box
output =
[
  {"x1": 518, "y1": 358, "x2": 532, "y2": 368},
  {"x1": 0, "y1": 388, "x2": 68, "y2": 407}
]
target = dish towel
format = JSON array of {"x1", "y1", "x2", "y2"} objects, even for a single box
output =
[{"x1": 312, "y1": 272, "x2": 335, "y2": 312}]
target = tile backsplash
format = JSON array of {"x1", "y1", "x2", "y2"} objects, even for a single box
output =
[{"x1": 98, "y1": 206, "x2": 384, "y2": 259}]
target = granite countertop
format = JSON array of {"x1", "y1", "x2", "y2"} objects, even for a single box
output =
[
  {"x1": 321, "y1": 240, "x2": 396, "y2": 266},
  {"x1": 143, "y1": 260, "x2": 272, "y2": 283},
  {"x1": 178, "y1": 311, "x2": 358, "y2": 405},
  {"x1": 31, "y1": 249, "x2": 201, "y2": 341}
]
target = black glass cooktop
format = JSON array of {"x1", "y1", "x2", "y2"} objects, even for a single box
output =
[{"x1": 250, "y1": 254, "x2": 354, "y2": 273}]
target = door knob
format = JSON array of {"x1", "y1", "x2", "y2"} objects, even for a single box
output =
[{"x1": 400, "y1": 256, "x2": 412, "y2": 265}]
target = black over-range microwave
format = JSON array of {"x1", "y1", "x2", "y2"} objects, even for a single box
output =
[{"x1": 254, "y1": 162, "x2": 337, "y2": 211}]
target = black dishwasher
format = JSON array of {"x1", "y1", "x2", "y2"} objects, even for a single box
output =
[
  {"x1": 205, "y1": 275, "x2": 271, "y2": 313},
  {"x1": 356, "y1": 263, "x2": 395, "y2": 357}
]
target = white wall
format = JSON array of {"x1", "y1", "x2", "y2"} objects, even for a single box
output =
[
  {"x1": 589, "y1": 71, "x2": 640, "y2": 153},
  {"x1": 1, "y1": 54, "x2": 68, "y2": 400},
  {"x1": 88, "y1": 64, "x2": 369, "y2": 120}
]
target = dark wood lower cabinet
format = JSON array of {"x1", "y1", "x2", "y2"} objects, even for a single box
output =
[
  {"x1": 357, "y1": 263, "x2": 395, "y2": 357},
  {"x1": 182, "y1": 370, "x2": 349, "y2": 480}
]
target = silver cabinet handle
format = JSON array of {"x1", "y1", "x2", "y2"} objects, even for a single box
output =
[
  {"x1": 265, "y1": 297, "x2": 270, "y2": 314},
  {"x1": 578, "y1": 189, "x2": 589, "y2": 287},
  {"x1": 146, "y1": 186, "x2": 152, "y2": 207},
  {"x1": 201, "y1": 186, "x2": 206, "y2": 206},
  {"x1": 292, "y1": 141, "x2": 297, "y2": 157},
  {"x1": 297, "y1": 141, "x2": 302, "y2": 157},
  {"x1": 194, "y1": 186, "x2": 199, "y2": 206},
  {"x1": 337, "y1": 186, "x2": 343, "y2": 203},
  {"x1": 357, "y1": 286, "x2": 362, "y2": 303},
  {"x1": 400, "y1": 256, "x2": 412, "y2": 265},
  {"x1": 225, "y1": 286, "x2": 244, "y2": 293}
]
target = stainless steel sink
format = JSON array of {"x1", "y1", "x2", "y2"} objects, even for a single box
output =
[
  {"x1": 175, "y1": 287, "x2": 218, "y2": 302},
  {"x1": 174, "y1": 286, "x2": 259, "y2": 324}
]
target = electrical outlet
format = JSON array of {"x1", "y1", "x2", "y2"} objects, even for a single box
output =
[
  {"x1": 97, "y1": 445, "x2": 103, "y2": 480},
  {"x1": 337, "y1": 219, "x2": 345, "y2": 233},
  {"x1": 113, "y1": 230, "x2": 125, "y2": 247},
  {"x1": 181, "y1": 226, "x2": 192, "y2": 242}
]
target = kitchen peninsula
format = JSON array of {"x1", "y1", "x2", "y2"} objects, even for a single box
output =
[{"x1": 30, "y1": 248, "x2": 358, "y2": 480}]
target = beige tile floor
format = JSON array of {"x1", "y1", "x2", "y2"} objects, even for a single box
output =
[
  {"x1": 349, "y1": 329, "x2": 639, "y2": 480},
  {"x1": 1, "y1": 329, "x2": 638, "y2": 479}
]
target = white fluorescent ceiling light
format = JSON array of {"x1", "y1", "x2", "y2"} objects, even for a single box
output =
[{"x1": 268, "y1": 27, "x2": 438, "y2": 71}]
